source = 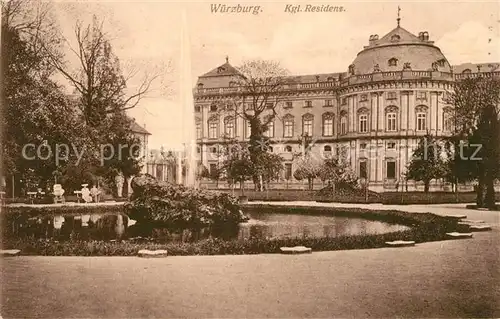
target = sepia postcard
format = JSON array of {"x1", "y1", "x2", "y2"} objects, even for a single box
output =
[{"x1": 1, "y1": 0, "x2": 499, "y2": 318}]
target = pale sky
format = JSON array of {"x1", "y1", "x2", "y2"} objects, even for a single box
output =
[{"x1": 50, "y1": 1, "x2": 500, "y2": 150}]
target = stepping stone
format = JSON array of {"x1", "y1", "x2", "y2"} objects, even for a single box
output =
[
  {"x1": 280, "y1": 246, "x2": 312, "y2": 254},
  {"x1": 443, "y1": 214, "x2": 467, "y2": 220},
  {"x1": 1, "y1": 249, "x2": 21, "y2": 257},
  {"x1": 469, "y1": 225, "x2": 492, "y2": 231},
  {"x1": 446, "y1": 232, "x2": 473, "y2": 239},
  {"x1": 385, "y1": 240, "x2": 416, "y2": 247},
  {"x1": 137, "y1": 249, "x2": 168, "y2": 258},
  {"x1": 462, "y1": 220, "x2": 485, "y2": 224}
]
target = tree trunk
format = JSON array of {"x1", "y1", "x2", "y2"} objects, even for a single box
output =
[
  {"x1": 424, "y1": 181, "x2": 430, "y2": 193},
  {"x1": 485, "y1": 174, "x2": 496, "y2": 209},
  {"x1": 476, "y1": 176, "x2": 485, "y2": 208}
]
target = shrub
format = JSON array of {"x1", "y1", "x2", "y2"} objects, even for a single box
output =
[{"x1": 124, "y1": 175, "x2": 247, "y2": 229}]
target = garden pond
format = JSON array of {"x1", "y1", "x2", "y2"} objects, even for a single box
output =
[{"x1": 5, "y1": 209, "x2": 410, "y2": 242}]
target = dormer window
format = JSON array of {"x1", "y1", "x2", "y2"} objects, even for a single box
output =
[
  {"x1": 217, "y1": 66, "x2": 226, "y2": 73},
  {"x1": 388, "y1": 58, "x2": 398, "y2": 67},
  {"x1": 197, "y1": 83, "x2": 204, "y2": 89},
  {"x1": 327, "y1": 77, "x2": 334, "y2": 82},
  {"x1": 462, "y1": 69, "x2": 472, "y2": 74},
  {"x1": 391, "y1": 34, "x2": 401, "y2": 42},
  {"x1": 228, "y1": 81, "x2": 236, "y2": 87},
  {"x1": 403, "y1": 62, "x2": 412, "y2": 71}
]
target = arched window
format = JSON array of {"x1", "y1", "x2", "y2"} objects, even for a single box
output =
[
  {"x1": 324, "y1": 145, "x2": 332, "y2": 152},
  {"x1": 208, "y1": 116, "x2": 219, "y2": 139},
  {"x1": 340, "y1": 111, "x2": 348, "y2": 135},
  {"x1": 224, "y1": 116, "x2": 235, "y2": 138},
  {"x1": 462, "y1": 69, "x2": 472, "y2": 74},
  {"x1": 283, "y1": 114, "x2": 294, "y2": 138},
  {"x1": 197, "y1": 83, "x2": 204, "y2": 89},
  {"x1": 415, "y1": 105, "x2": 428, "y2": 131},
  {"x1": 388, "y1": 58, "x2": 398, "y2": 67},
  {"x1": 285, "y1": 145, "x2": 293, "y2": 152},
  {"x1": 357, "y1": 108, "x2": 369, "y2": 133},
  {"x1": 302, "y1": 113, "x2": 314, "y2": 136},
  {"x1": 228, "y1": 81, "x2": 236, "y2": 87},
  {"x1": 385, "y1": 106, "x2": 398, "y2": 132},
  {"x1": 322, "y1": 113, "x2": 334, "y2": 136}
]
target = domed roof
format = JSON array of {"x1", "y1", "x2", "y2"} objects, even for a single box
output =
[{"x1": 349, "y1": 25, "x2": 451, "y2": 75}]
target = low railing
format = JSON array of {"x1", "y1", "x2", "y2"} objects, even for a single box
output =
[{"x1": 194, "y1": 71, "x2": 500, "y2": 96}]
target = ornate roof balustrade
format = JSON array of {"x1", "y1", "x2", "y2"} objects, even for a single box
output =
[{"x1": 194, "y1": 71, "x2": 500, "y2": 97}]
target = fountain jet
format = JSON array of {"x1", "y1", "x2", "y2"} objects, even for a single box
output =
[{"x1": 180, "y1": 9, "x2": 197, "y2": 188}]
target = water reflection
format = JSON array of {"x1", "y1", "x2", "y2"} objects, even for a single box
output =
[
  {"x1": 239, "y1": 212, "x2": 409, "y2": 240},
  {"x1": 5, "y1": 211, "x2": 409, "y2": 242}
]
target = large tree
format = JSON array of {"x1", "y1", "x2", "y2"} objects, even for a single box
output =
[
  {"x1": 446, "y1": 77, "x2": 500, "y2": 208},
  {"x1": 406, "y1": 134, "x2": 448, "y2": 193},
  {"x1": 223, "y1": 60, "x2": 289, "y2": 191},
  {"x1": 1, "y1": 2, "x2": 88, "y2": 195},
  {"x1": 45, "y1": 15, "x2": 168, "y2": 126}
]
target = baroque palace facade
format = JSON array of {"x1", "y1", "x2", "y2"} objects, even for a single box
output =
[{"x1": 193, "y1": 22, "x2": 500, "y2": 192}]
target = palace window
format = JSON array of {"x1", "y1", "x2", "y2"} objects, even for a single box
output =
[
  {"x1": 302, "y1": 114, "x2": 313, "y2": 136},
  {"x1": 208, "y1": 121, "x2": 218, "y2": 139},
  {"x1": 387, "y1": 142, "x2": 396, "y2": 150},
  {"x1": 283, "y1": 115, "x2": 294, "y2": 137},
  {"x1": 210, "y1": 104, "x2": 218, "y2": 112},
  {"x1": 197, "y1": 83, "x2": 204, "y2": 90},
  {"x1": 387, "y1": 92, "x2": 397, "y2": 100},
  {"x1": 325, "y1": 99, "x2": 333, "y2": 106},
  {"x1": 268, "y1": 146, "x2": 273, "y2": 153},
  {"x1": 340, "y1": 115, "x2": 347, "y2": 135},
  {"x1": 359, "y1": 114, "x2": 368, "y2": 133},
  {"x1": 209, "y1": 163, "x2": 217, "y2": 175},
  {"x1": 443, "y1": 112, "x2": 453, "y2": 132},
  {"x1": 386, "y1": 113, "x2": 397, "y2": 131},
  {"x1": 360, "y1": 94, "x2": 368, "y2": 102},
  {"x1": 348, "y1": 64, "x2": 355, "y2": 75},
  {"x1": 245, "y1": 121, "x2": 251, "y2": 138},
  {"x1": 386, "y1": 161, "x2": 396, "y2": 179},
  {"x1": 416, "y1": 113, "x2": 427, "y2": 131},
  {"x1": 324, "y1": 145, "x2": 332, "y2": 152},
  {"x1": 388, "y1": 58, "x2": 398, "y2": 67},
  {"x1": 284, "y1": 101, "x2": 293, "y2": 109},
  {"x1": 341, "y1": 97, "x2": 347, "y2": 105},
  {"x1": 417, "y1": 92, "x2": 427, "y2": 100},
  {"x1": 194, "y1": 105, "x2": 201, "y2": 112},
  {"x1": 265, "y1": 120, "x2": 275, "y2": 138},
  {"x1": 285, "y1": 145, "x2": 293, "y2": 152},
  {"x1": 304, "y1": 100, "x2": 313, "y2": 108},
  {"x1": 196, "y1": 147, "x2": 200, "y2": 154},
  {"x1": 196, "y1": 122, "x2": 202, "y2": 139},
  {"x1": 224, "y1": 117, "x2": 235, "y2": 138},
  {"x1": 210, "y1": 147, "x2": 217, "y2": 154},
  {"x1": 322, "y1": 113, "x2": 334, "y2": 136},
  {"x1": 391, "y1": 34, "x2": 401, "y2": 42},
  {"x1": 284, "y1": 163, "x2": 292, "y2": 180},
  {"x1": 359, "y1": 160, "x2": 368, "y2": 179}
]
